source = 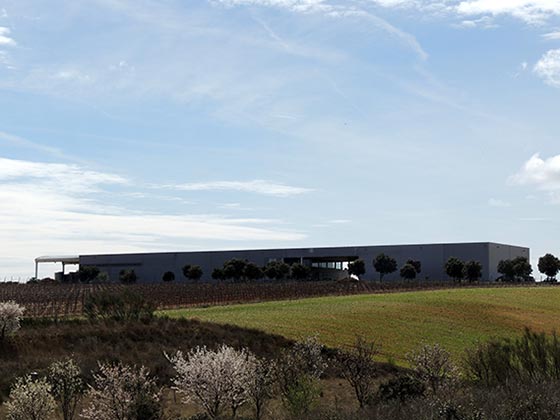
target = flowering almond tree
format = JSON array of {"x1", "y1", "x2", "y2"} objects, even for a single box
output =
[
  {"x1": 81, "y1": 362, "x2": 162, "y2": 420},
  {"x1": 0, "y1": 301, "x2": 25, "y2": 341},
  {"x1": 5, "y1": 375, "x2": 56, "y2": 420},
  {"x1": 48, "y1": 358, "x2": 84, "y2": 420},
  {"x1": 168, "y1": 345, "x2": 255, "y2": 419}
]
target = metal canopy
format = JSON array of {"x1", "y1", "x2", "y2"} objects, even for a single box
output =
[{"x1": 34, "y1": 255, "x2": 79, "y2": 279}]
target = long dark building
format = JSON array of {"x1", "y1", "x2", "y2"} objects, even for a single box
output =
[{"x1": 73, "y1": 242, "x2": 529, "y2": 283}]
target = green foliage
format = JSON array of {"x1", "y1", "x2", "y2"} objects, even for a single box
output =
[
  {"x1": 497, "y1": 257, "x2": 533, "y2": 282},
  {"x1": 406, "y1": 260, "x2": 422, "y2": 274},
  {"x1": 211, "y1": 268, "x2": 226, "y2": 281},
  {"x1": 48, "y1": 358, "x2": 84, "y2": 420},
  {"x1": 290, "y1": 263, "x2": 311, "y2": 281},
  {"x1": 400, "y1": 264, "x2": 417, "y2": 281},
  {"x1": 264, "y1": 261, "x2": 290, "y2": 281},
  {"x1": 223, "y1": 259, "x2": 248, "y2": 282},
  {"x1": 538, "y1": 253, "x2": 560, "y2": 281},
  {"x1": 463, "y1": 261, "x2": 482, "y2": 282},
  {"x1": 78, "y1": 266, "x2": 100, "y2": 284},
  {"x1": 162, "y1": 271, "x2": 175, "y2": 282},
  {"x1": 183, "y1": 265, "x2": 203, "y2": 282},
  {"x1": 464, "y1": 328, "x2": 560, "y2": 387},
  {"x1": 84, "y1": 290, "x2": 155, "y2": 322},
  {"x1": 373, "y1": 254, "x2": 397, "y2": 281},
  {"x1": 119, "y1": 269, "x2": 138, "y2": 284},
  {"x1": 445, "y1": 258, "x2": 464, "y2": 282},
  {"x1": 348, "y1": 259, "x2": 366, "y2": 279},
  {"x1": 244, "y1": 262, "x2": 264, "y2": 281},
  {"x1": 282, "y1": 375, "x2": 321, "y2": 418}
]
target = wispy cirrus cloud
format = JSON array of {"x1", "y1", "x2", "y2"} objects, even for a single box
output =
[
  {"x1": 0, "y1": 156, "x2": 307, "y2": 277},
  {"x1": 542, "y1": 30, "x2": 560, "y2": 40},
  {"x1": 163, "y1": 180, "x2": 313, "y2": 197},
  {"x1": 0, "y1": 26, "x2": 15, "y2": 46}
]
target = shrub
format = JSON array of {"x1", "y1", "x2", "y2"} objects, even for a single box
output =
[
  {"x1": 348, "y1": 259, "x2": 366, "y2": 279},
  {"x1": 183, "y1": 265, "x2": 203, "y2": 282},
  {"x1": 407, "y1": 343, "x2": 459, "y2": 394},
  {"x1": 263, "y1": 261, "x2": 290, "y2": 281},
  {"x1": 77, "y1": 266, "x2": 100, "y2": 284},
  {"x1": 0, "y1": 301, "x2": 25, "y2": 341},
  {"x1": 244, "y1": 262, "x2": 264, "y2": 281},
  {"x1": 400, "y1": 264, "x2": 417, "y2": 281},
  {"x1": 211, "y1": 268, "x2": 226, "y2": 281},
  {"x1": 445, "y1": 258, "x2": 464, "y2": 282},
  {"x1": 377, "y1": 375, "x2": 425, "y2": 403},
  {"x1": 162, "y1": 271, "x2": 175, "y2": 282},
  {"x1": 48, "y1": 358, "x2": 84, "y2": 420},
  {"x1": 290, "y1": 263, "x2": 311, "y2": 281},
  {"x1": 336, "y1": 336, "x2": 380, "y2": 408},
  {"x1": 373, "y1": 254, "x2": 397, "y2": 281},
  {"x1": 119, "y1": 269, "x2": 137, "y2": 284},
  {"x1": 81, "y1": 362, "x2": 162, "y2": 420},
  {"x1": 5, "y1": 375, "x2": 56, "y2": 420},
  {"x1": 168, "y1": 344, "x2": 255, "y2": 419},
  {"x1": 463, "y1": 261, "x2": 482, "y2": 282},
  {"x1": 282, "y1": 375, "x2": 321, "y2": 418},
  {"x1": 83, "y1": 290, "x2": 155, "y2": 322}
]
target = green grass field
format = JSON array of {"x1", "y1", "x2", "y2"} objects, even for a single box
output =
[{"x1": 162, "y1": 286, "x2": 560, "y2": 364}]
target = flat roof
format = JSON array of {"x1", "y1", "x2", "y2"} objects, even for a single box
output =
[{"x1": 35, "y1": 256, "x2": 80, "y2": 264}]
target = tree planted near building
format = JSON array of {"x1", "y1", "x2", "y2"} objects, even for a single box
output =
[
  {"x1": 223, "y1": 259, "x2": 248, "y2": 282},
  {"x1": 78, "y1": 266, "x2": 100, "y2": 284},
  {"x1": 263, "y1": 260, "x2": 290, "y2": 281},
  {"x1": 290, "y1": 263, "x2": 311, "y2": 281},
  {"x1": 119, "y1": 269, "x2": 137, "y2": 284},
  {"x1": 373, "y1": 254, "x2": 397, "y2": 281},
  {"x1": 463, "y1": 260, "x2": 482, "y2": 282},
  {"x1": 162, "y1": 271, "x2": 175, "y2": 282},
  {"x1": 348, "y1": 259, "x2": 366, "y2": 279},
  {"x1": 400, "y1": 263, "x2": 418, "y2": 281},
  {"x1": 445, "y1": 257, "x2": 464, "y2": 282},
  {"x1": 244, "y1": 262, "x2": 264, "y2": 281},
  {"x1": 212, "y1": 268, "x2": 226, "y2": 282},
  {"x1": 498, "y1": 257, "x2": 533, "y2": 282},
  {"x1": 538, "y1": 253, "x2": 560, "y2": 282},
  {"x1": 183, "y1": 265, "x2": 203, "y2": 282},
  {"x1": 406, "y1": 260, "x2": 422, "y2": 275}
]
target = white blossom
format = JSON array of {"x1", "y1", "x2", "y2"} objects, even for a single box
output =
[
  {"x1": 5, "y1": 375, "x2": 56, "y2": 420},
  {"x1": 0, "y1": 301, "x2": 25, "y2": 340},
  {"x1": 168, "y1": 344, "x2": 256, "y2": 419}
]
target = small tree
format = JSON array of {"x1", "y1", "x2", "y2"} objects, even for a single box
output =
[
  {"x1": 290, "y1": 263, "x2": 311, "y2": 281},
  {"x1": 5, "y1": 375, "x2": 56, "y2": 420},
  {"x1": 373, "y1": 254, "x2": 397, "y2": 281},
  {"x1": 406, "y1": 259, "x2": 422, "y2": 275},
  {"x1": 78, "y1": 266, "x2": 100, "y2": 284},
  {"x1": 81, "y1": 362, "x2": 162, "y2": 420},
  {"x1": 263, "y1": 261, "x2": 290, "y2": 281},
  {"x1": 513, "y1": 256, "x2": 533, "y2": 280},
  {"x1": 538, "y1": 253, "x2": 560, "y2": 282},
  {"x1": 400, "y1": 263, "x2": 417, "y2": 281},
  {"x1": 212, "y1": 268, "x2": 226, "y2": 282},
  {"x1": 0, "y1": 301, "x2": 24, "y2": 341},
  {"x1": 183, "y1": 264, "x2": 203, "y2": 282},
  {"x1": 119, "y1": 269, "x2": 137, "y2": 284},
  {"x1": 244, "y1": 262, "x2": 264, "y2": 281},
  {"x1": 463, "y1": 260, "x2": 482, "y2": 282},
  {"x1": 445, "y1": 257, "x2": 464, "y2": 282},
  {"x1": 348, "y1": 259, "x2": 366, "y2": 279},
  {"x1": 168, "y1": 345, "x2": 254, "y2": 419},
  {"x1": 406, "y1": 343, "x2": 458, "y2": 394},
  {"x1": 497, "y1": 259, "x2": 516, "y2": 282},
  {"x1": 48, "y1": 358, "x2": 84, "y2": 420},
  {"x1": 337, "y1": 336, "x2": 380, "y2": 408},
  {"x1": 277, "y1": 336, "x2": 325, "y2": 417},
  {"x1": 223, "y1": 259, "x2": 248, "y2": 282},
  {"x1": 162, "y1": 271, "x2": 175, "y2": 282},
  {"x1": 246, "y1": 357, "x2": 276, "y2": 420}
]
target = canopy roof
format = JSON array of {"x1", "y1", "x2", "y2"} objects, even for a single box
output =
[{"x1": 34, "y1": 255, "x2": 80, "y2": 264}]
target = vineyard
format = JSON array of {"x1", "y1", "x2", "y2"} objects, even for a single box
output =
[{"x1": 0, "y1": 280, "x2": 542, "y2": 319}]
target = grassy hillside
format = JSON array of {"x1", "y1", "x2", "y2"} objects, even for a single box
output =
[{"x1": 162, "y1": 286, "x2": 560, "y2": 364}]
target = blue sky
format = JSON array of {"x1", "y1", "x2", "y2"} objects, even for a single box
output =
[{"x1": 1, "y1": 0, "x2": 559, "y2": 279}]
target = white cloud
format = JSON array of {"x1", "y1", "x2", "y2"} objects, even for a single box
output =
[
  {"x1": 0, "y1": 157, "x2": 307, "y2": 277},
  {"x1": 0, "y1": 26, "x2": 15, "y2": 46},
  {"x1": 510, "y1": 153, "x2": 560, "y2": 191},
  {"x1": 166, "y1": 180, "x2": 313, "y2": 197},
  {"x1": 542, "y1": 30, "x2": 560, "y2": 40},
  {"x1": 488, "y1": 198, "x2": 511, "y2": 207},
  {"x1": 534, "y1": 49, "x2": 560, "y2": 87},
  {"x1": 456, "y1": 0, "x2": 560, "y2": 24}
]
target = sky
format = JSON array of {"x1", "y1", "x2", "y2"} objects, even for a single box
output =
[{"x1": 0, "y1": 0, "x2": 559, "y2": 280}]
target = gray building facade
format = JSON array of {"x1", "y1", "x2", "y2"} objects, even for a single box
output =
[{"x1": 79, "y1": 242, "x2": 529, "y2": 283}]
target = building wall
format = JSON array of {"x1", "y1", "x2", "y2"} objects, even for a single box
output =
[{"x1": 79, "y1": 242, "x2": 529, "y2": 284}]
